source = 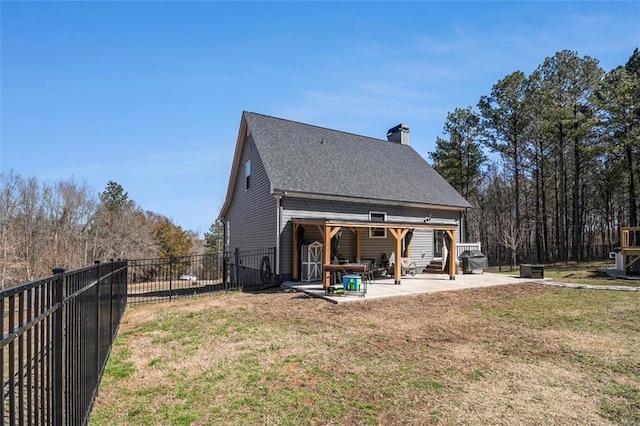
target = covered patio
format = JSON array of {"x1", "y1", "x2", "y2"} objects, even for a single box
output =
[
  {"x1": 282, "y1": 272, "x2": 530, "y2": 304},
  {"x1": 291, "y1": 218, "x2": 459, "y2": 287}
]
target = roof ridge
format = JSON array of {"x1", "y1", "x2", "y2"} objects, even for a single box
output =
[{"x1": 243, "y1": 110, "x2": 394, "y2": 144}]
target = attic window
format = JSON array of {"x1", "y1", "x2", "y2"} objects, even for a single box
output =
[
  {"x1": 245, "y1": 160, "x2": 251, "y2": 190},
  {"x1": 369, "y1": 212, "x2": 387, "y2": 238}
]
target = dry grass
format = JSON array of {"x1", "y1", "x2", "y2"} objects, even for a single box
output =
[
  {"x1": 90, "y1": 284, "x2": 640, "y2": 425},
  {"x1": 490, "y1": 261, "x2": 640, "y2": 287}
]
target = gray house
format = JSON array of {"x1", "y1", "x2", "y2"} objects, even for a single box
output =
[{"x1": 219, "y1": 112, "x2": 473, "y2": 286}]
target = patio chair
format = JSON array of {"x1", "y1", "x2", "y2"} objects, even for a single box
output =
[
  {"x1": 331, "y1": 256, "x2": 342, "y2": 285},
  {"x1": 401, "y1": 258, "x2": 417, "y2": 276},
  {"x1": 362, "y1": 259, "x2": 375, "y2": 284}
]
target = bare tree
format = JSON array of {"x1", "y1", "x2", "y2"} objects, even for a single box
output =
[
  {"x1": 0, "y1": 174, "x2": 198, "y2": 287},
  {"x1": 45, "y1": 178, "x2": 97, "y2": 269},
  {"x1": 501, "y1": 214, "x2": 522, "y2": 269},
  {"x1": 0, "y1": 171, "x2": 21, "y2": 288},
  {"x1": 89, "y1": 182, "x2": 157, "y2": 261}
]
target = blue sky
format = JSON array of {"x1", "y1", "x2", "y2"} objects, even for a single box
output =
[{"x1": 2, "y1": 1, "x2": 638, "y2": 236}]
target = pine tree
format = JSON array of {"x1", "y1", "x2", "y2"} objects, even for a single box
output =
[
  {"x1": 204, "y1": 220, "x2": 224, "y2": 255},
  {"x1": 429, "y1": 107, "x2": 486, "y2": 241},
  {"x1": 154, "y1": 218, "x2": 193, "y2": 259},
  {"x1": 596, "y1": 49, "x2": 640, "y2": 227}
]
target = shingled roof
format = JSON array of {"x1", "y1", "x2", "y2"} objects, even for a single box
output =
[{"x1": 241, "y1": 111, "x2": 471, "y2": 209}]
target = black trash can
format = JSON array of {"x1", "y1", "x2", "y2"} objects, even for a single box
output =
[{"x1": 459, "y1": 250, "x2": 488, "y2": 274}]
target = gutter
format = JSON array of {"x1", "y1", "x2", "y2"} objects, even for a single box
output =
[{"x1": 272, "y1": 189, "x2": 468, "y2": 211}]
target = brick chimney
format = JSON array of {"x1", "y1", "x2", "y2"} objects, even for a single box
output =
[{"x1": 386, "y1": 123, "x2": 409, "y2": 145}]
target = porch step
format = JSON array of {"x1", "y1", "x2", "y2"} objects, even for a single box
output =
[{"x1": 423, "y1": 260, "x2": 445, "y2": 274}]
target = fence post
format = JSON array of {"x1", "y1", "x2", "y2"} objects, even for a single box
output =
[
  {"x1": 234, "y1": 248, "x2": 239, "y2": 288},
  {"x1": 169, "y1": 257, "x2": 174, "y2": 301},
  {"x1": 123, "y1": 259, "x2": 129, "y2": 308},
  {"x1": 52, "y1": 267, "x2": 65, "y2": 426},
  {"x1": 273, "y1": 246, "x2": 277, "y2": 285},
  {"x1": 222, "y1": 254, "x2": 227, "y2": 291},
  {"x1": 95, "y1": 261, "x2": 102, "y2": 389}
]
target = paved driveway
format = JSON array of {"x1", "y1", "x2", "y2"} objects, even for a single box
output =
[{"x1": 282, "y1": 272, "x2": 536, "y2": 304}]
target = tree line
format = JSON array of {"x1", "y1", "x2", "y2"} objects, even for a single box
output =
[
  {"x1": 3, "y1": 48, "x2": 636, "y2": 284},
  {"x1": 0, "y1": 175, "x2": 199, "y2": 288},
  {"x1": 430, "y1": 48, "x2": 639, "y2": 266}
]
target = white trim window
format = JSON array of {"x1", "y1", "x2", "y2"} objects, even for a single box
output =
[
  {"x1": 369, "y1": 212, "x2": 387, "y2": 238},
  {"x1": 245, "y1": 160, "x2": 251, "y2": 190}
]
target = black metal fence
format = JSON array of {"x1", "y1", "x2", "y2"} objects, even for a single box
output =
[
  {"x1": 127, "y1": 248, "x2": 278, "y2": 305},
  {"x1": 1, "y1": 260, "x2": 127, "y2": 426},
  {"x1": 227, "y1": 247, "x2": 278, "y2": 292},
  {"x1": 1, "y1": 248, "x2": 278, "y2": 424},
  {"x1": 127, "y1": 253, "x2": 226, "y2": 305}
]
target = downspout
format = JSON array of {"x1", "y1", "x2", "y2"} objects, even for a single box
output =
[
  {"x1": 219, "y1": 217, "x2": 227, "y2": 287},
  {"x1": 274, "y1": 192, "x2": 283, "y2": 276},
  {"x1": 219, "y1": 218, "x2": 227, "y2": 253}
]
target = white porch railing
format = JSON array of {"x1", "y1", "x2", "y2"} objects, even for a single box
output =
[{"x1": 455, "y1": 242, "x2": 482, "y2": 258}]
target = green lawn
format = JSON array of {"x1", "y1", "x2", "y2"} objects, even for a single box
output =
[{"x1": 91, "y1": 284, "x2": 639, "y2": 425}]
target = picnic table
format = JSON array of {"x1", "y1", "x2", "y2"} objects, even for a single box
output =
[
  {"x1": 323, "y1": 263, "x2": 366, "y2": 274},
  {"x1": 323, "y1": 263, "x2": 367, "y2": 296}
]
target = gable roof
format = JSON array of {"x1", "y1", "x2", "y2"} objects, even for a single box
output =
[{"x1": 221, "y1": 112, "x2": 471, "y2": 216}]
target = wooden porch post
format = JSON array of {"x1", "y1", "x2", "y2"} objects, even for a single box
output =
[
  {"x1": 323, "y1": 225, "x2": 332, "y2": 288},
  {"x1": 394, "y1": 231, "x2": 402, "y2": 284},
  {"x1": 292, "y1": 223, "x2": 299, "y2": 281},
  {"x1": 323, "y1": 226, "x2": 343, "y2": 288},
  {"x1": 389, "y1": 228, "x2": 408, "y2": 285},
  {"x1": 446, "y1": 229, "x2": 457, "y2": 280},
  {"x1": 355, "y1": 228, "x2": 362, "y2": 262}
]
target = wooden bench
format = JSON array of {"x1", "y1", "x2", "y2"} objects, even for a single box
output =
[{"x1": 520, "y1": 264, "x2": 544, "y2": 278}]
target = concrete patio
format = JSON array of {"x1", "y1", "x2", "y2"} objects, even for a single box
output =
[{"x1": 282, "y1": 272, "x2": 542, "y2": 303}]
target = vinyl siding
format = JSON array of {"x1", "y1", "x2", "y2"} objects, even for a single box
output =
[
  {"x1": 408, "y1": 229, "x2": 431, "y2": 268},
  {"x1": 223, "y1": 133, "x2": 276, "y2": 252},
  {"x1": 279, "y1": 197, "x2": 463, "y2": 279}
]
